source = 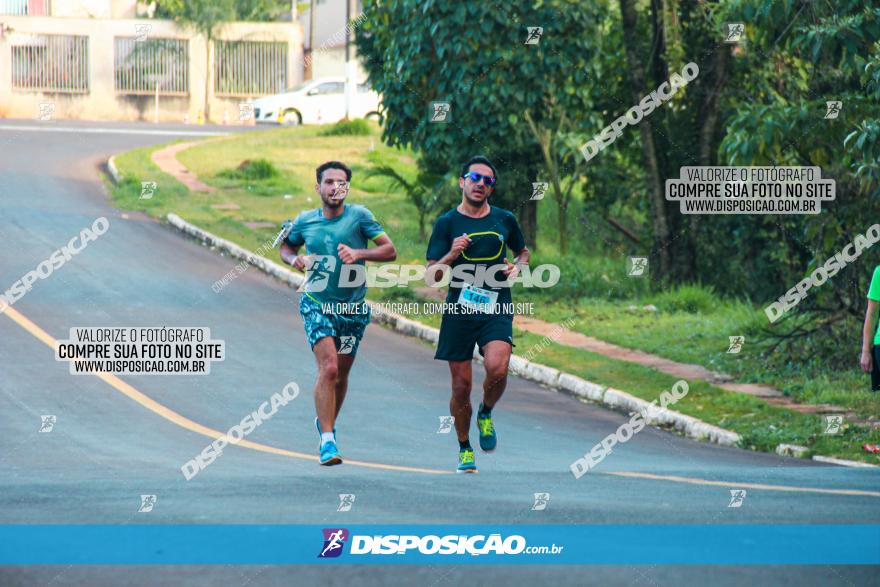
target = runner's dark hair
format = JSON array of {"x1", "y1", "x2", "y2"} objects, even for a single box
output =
[
  {"x1": 316, "y1": 161, "x2": 352, "y2": 183},
  {"x1": 460, "y1": 155, "x2": 498, "y2": 181}
]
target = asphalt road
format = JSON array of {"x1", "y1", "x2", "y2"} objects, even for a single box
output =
[{"x1": 0, "y1": 119, "x2": 877, "y2": 586}]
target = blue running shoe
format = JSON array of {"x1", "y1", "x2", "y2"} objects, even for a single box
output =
[
  {"x1": 477, "y1": 406, "x2": 497, "y2": 452},
  {"x1": 315, "y1": 417, "x2": 337, "y2": 448},
  {"x1": 319, "y1": 440, "x2": 342, "y2": 466},
  {"x1": 457, "y1": 447, "x2": 477, "y2": 473}
]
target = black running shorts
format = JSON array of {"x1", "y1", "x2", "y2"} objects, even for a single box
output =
[{"x1": 434, "y1": 315, "x2": 515, "y2": 362}]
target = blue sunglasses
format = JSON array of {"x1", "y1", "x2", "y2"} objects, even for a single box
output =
[{"x1": 463, "y1": 171, "x2": 497, "y2": 187}]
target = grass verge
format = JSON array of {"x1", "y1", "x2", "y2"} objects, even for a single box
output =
[{"x1": 106, "y1": 124, "x2": 880, "y2": 464}]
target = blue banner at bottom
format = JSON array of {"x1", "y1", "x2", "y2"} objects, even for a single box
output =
[{"x1": 2, "y1": 525, "x2": 878, "y2": 565}]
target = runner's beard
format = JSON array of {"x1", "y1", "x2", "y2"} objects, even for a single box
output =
[
  {"x1": 464, "y1": 192, "x2": 488, "y2": 208},
  {"x1": 324, "y1": 189, "x2": 347, "y2": 208}
]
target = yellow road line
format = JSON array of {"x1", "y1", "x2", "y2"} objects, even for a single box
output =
[
  {"x1": 6, "y1": 304, "x2": 877, "y2": 487},
  {"x1": 1, "y1": 305, "x2": 449, "y2": 475},
  {"x1": 607, "y1": 471, "x2": 880, "y2": 497}
]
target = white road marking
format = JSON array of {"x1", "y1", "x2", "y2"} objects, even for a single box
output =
[
  {"x1": 0, "y1": 125, "x2": 229, "y2": 137},
  {"x1": 607, "y1": 471, "x2": 880, "y2": 497}
]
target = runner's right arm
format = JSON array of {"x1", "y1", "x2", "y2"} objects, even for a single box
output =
[
  {"x1": 279, "y1": 216, "x2": 311, "y2": 271},
  {"x1": 427, "y1": 235, "x2": 471, "y2": 278},
  {"x1": 862, "y1": 267, "x2": 880, "y2": 373},
  {"x1": 861, "y1": 298, "x2": 878, "y2": 373},
  {"x1": 280, "y1": 242, "x2": 310, "y2": 271},
  {"x1": 426, "y1": 215, "x2": 471, "y2": 281}
]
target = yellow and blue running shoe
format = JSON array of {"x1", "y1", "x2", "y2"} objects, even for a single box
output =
[
  {"x1": 477, "y1": 404, "x2": 497, "y2": 452},
  {"x1": 457, "y1": 447, "x2": 477, "y2": 473}
]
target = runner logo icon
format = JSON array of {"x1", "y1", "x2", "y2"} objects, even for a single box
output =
[
  {"x1": 531, "y1": 492, "x2": 550, "y2": 511},
  {"x1": 338, "y1": 336, "x2": 355, "y2": 355},
  {"x1": 727, "y1": 336, "x2": 745, "y2": 354},
  {"x1": 530, "y1": 182, "x2": 548, "y2": 200},
  {"x1": 823, "y1": 415, "x2": 843, "y2": 434},
  {"x1": 337, "y1": 494, "x2": 356, "y2": 512},
  {"x1": 728, "y1": 489, "x2": 747, "y2": 508},
  {"x1": 437, "y1": 416, "x2": 454, "y2": 433},
  {"x1": 298, "y1": 255, "x2": 337, "y2": 293},
  {"x1": 138, "y1": 494, "x2": 157, "y2": 513},
  {"x1": 319, "y1": 528, "x2": 349, "y2": 558},
  {"x1": 39, "y1": 415, "x2": 56, "y2": 432}
]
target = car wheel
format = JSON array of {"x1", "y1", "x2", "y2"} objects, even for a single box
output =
[{"x1": 281, "y1": 110, "x2": 302, "y2": 126}]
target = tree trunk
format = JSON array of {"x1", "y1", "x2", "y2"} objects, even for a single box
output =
[
  {"x1": 500, "y1": 152, "x2": 538, "y2": 250},
  {"x1": 650, "y1": 0, "x2": 690, "y2": 281},
  {"x1": 619, "y1": 0, "x2": 671, "y2": 279},
  {"x1": 556, "y1": 196, "x2": 568, "y2": 255},
  {"x1": 519, "y1": 200, "x2": 538, "y2": 252},
  {"x1": 688, "y1": 42, "x2": 729, "y2": 279},
  {"x1": 648, "y1": 0, "x2": 670, "y2": 180},
  {"x1": 698, "y1": 44, "x2": 728, "y2": 166}
]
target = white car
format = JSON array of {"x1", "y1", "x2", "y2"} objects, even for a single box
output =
[{"x1": 251, "y1": 77, "x2": 382, "y2": 125}]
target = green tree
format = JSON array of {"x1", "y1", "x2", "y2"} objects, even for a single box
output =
[
  {"x1": 710, "y1": 0, "x2": 880, "y2": 365},
  {"x1": 157, "y1": 0, "x2": 236, "y2": 122},
  {"x1": 155, "y1": 0, "x2": 289, "y2": 121},
  {"x1": 156, "y1": 0, "x2": 290, "y2": 21},
  {"x1": 365, "y1": 163, "x2": 454, "y2": 239},
  {"x1": 356, "y1": 0, "x2": 610, "y2": 252},
  {"x1": 613, "y1": 0, "x2": 733, "y2": 282}
]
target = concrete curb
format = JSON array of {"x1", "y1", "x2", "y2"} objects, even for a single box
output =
[
  {"x1": 811, "y1": 455, "x2": 879, "y2": 468},
  {"x1": 776, "y1": 444, "x2": 880, "y2": 469},
  {"x1": 774, "y1": 443, "x2": 879, "y2": 468},
  {"x1": 164, "y1": 211, "x2": 747, "y2": 448},
  {"x1": 775, "y1": 443, "x2": 809, "y2": 458},
  {"x1": 106, "y1": 156, "x2": 121, "y2": 185}
]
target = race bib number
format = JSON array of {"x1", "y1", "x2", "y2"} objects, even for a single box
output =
[{"x1": 457, "y1": 284, "x2": 498, "y2": 313}]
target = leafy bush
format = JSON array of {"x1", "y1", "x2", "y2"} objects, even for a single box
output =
[
  {"x1": 319, "y1": 118, "x2": 372, "y2": 136},
  {"x1": 525, "y1": 253, "x2": 650, "y2": 302},
  {"x1": 652, "y1": 284, "x2": 718, "y2": 314},
  {"x1": 218, "y1": 158, "x2": 279, "y2": 180}
]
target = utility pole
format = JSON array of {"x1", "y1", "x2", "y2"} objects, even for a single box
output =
[
  {"x1": 306, "y1": 0, "x2": 316, "y2": 79},
  {"x1": 344, "y1": 0, "x2": 358, "y2": 118}
]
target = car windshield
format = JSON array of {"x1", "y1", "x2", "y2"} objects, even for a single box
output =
[{"x1": 283, "y1": 81, "x2": 313, "y2": 93}]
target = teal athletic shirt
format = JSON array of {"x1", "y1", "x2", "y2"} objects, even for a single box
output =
[
  {"x1": 426, "y1": 205, "x2": 526, "y2": 319},
  {"x1": 285, "y1": 204, "x2": 386, "y2": 304},
  {"x1": 870, "y1": 265, "x2": 880, "y2": 345}
]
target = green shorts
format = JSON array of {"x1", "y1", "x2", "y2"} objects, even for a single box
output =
[
  {"x1": 299, "y1": 294, "x2": 370, "y2": 356},
  {"x1": 434, "y1": 314, "x2": 515, "y2": 361}
]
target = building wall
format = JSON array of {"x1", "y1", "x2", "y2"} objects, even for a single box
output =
[
  {"x1": 50, "y1": 0, "x2": 137, "y2": 18},
  {"x1": 300, "y1": 0, "x2": 348, "y2": 52},
  {"x1": 310, "y1": 46, "x2": 366, "y2": 80},
  {"x1": 298, "y1": 0, "x2": 367, "y2": 81},
  {"x1": 0, "y1": 15, "x2": 304, "y2": 122}
]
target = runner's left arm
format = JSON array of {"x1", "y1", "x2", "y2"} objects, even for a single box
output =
[
  {"x1": 337, "y1": 207, "x2": 397, "y2": 263},
  {"x1": 503, "y1": 212, "x2": 530, "y2": 277},
  {"x1": 340, "y1": 234, "x2": 397, "y2": 263}
]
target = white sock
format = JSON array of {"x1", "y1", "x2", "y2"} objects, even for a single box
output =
[{"x1": 321, "y1": 432, "x2": 335, "y2": 444}]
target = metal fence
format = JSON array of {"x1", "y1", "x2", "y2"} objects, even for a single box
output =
[
  {"x1": 214, "y1": 40, "x2": 287, "y2": 97},
  {"x1": 11, "y1": 34, "x2": 90, "y2": 93},
  {"x1": 0, "y1": 0, "x2": 28, "y2": 16},
  {"x1": 114, "y1": 37, "x2": 189, "y2": 95}
]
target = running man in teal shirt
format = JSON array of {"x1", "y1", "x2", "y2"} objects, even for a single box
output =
[
  {"x1": 280, "y1": 161, "x2": 397, "y2": 465},
  {"x1": 861, "y1": 265, "x2": 880, "y2": 391}
]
